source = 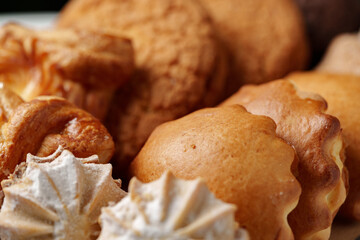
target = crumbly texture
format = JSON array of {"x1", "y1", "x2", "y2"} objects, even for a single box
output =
[
  {"x1": 198, "y1": 0, "x2": 309, "y2": 92},
  {"x1": 294, "y1": 0, "x2": 360, "y2": 64},
  {"x1": 288, "y1": 72, "x2": 360, "y2": 220},
  {"x1": 57, "y1": 0, "x2": 227, "y2": 175},
  {"x1": 0, "y1": 88, "x2": 115, "y2": 186},
  {"x1": 221, "y1": 79, "x2": 347, "y2": 240},
  {"x1": 130, "y1": 105, "x2": 301, "y2": 240},
  {"x1": 317, "y1": 33, "x2": 360, "y2": 76},
  {"x1": 0, "y1": 23, "x2": 134, "y2": 120}
]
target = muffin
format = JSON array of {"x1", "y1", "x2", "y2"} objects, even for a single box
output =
[
  {"x1": 130, "y1": 105, "x2": 301, "y2": 240},
  {"x1": 221, "y1": 79, "x2": 347, "y2": 240},
  {"x1": 288, "y1": 72, "x2": 360, "y2": 220}
]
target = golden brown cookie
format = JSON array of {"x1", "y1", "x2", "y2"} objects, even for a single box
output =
[
  {"x1": 221, "y1": 79, "x2": 347, "y2": 240},
  {"x1": 57, "y1": 0, "x2": 227, "y2": 174},
  {"x1": 0, "y1": 86, "x2": 115, "y2": 185},
  {"x1": 316, "y1": 33, "x2": 360, "y2": 76},
  {"x1": 130, "y1": 105, "x2": 301, "y2": 240},
  {"x1": 288, "y1": 72, "x2": 360, "y2": 220},
  {"x1": 198, "y1": 0, "x2": 309, "y2": 92},
  {"x1": 0, "y1": 23, "x2": 134, "y2": 120}
]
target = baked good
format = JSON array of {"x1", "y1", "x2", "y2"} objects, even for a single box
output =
[
  {"x1": 288, "y1": 72, "x2": 360, "y2": 220},
  {"x1": 0, "y1": 86, "x2": 115, "y2": 185},
  {"x1": 0, "y1": 148, "x2": 126, "y2": 240},
  {"x1": 317, "y1": 33, "x2": 360, "y2": 76},
  {"x1": 99, "y1": 171, "x2": 249, "y2": 240},
  {"x1": 0, "y1": 23, "x2": 134, "y2": 120},
  {"x1": 198, "y1": 0, "x2": 309, "y2": 91},
  {"x1": 221, "y1": 79, "x2": 347, "y2": 239},
  {"x1": 294, "y1": 0, "x2": 360, "y2": 64},
  {"x1": 130, "y1": 105, "x2": 301, "y2": 240},
  {"x1": 57, "y1": 0, "x2": 227, "y2": 174}
]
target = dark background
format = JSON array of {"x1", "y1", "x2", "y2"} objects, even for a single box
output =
[{"x1": 0, "y1": 0, "x2": 69, "y2": 12}]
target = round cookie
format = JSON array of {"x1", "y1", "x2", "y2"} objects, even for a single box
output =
[
  {"x1": 294, "y1": 0, "x2": 360, "y2": 64},
  {"x1": 288, "y1": 72, "x2": 360, "y2": 220},
  {"x1": 57, "y1": 0, "x2": 227, "y2": 174},
  {"x1": 317, "y1": 33, "x2": 360, "y2": 76},
  {"x1": 221, "y1": 79, "x2": 347, "y2": 240},
  {"x1": 130, "y1": 105, "x2": 301, "y2": 240},
  {"x1": 198, "y1": 0, "x2": 309, "y2": 92},
  {"x1": 0, "y1": 23, "x2": 134, "y2": 121}
]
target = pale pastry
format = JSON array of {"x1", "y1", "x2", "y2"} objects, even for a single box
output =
[
  {"x1": 317, "y1": 33, "x2": 360, "y2": 76},
  {"x1": 288, "y1": 72, "x2": 360, "y2": 220},
  {"x1": 57, "y1": 0, "x2": 227, "y2": 174},
  {"x1": 98, "y1": 171, "x2": 249, "y2": 240},
  {"x1": 130, "y1": 105, "x2": 301, "y2": 240},
  {"x1": 221, "y1": 79, "x2": 347, "y2": 240},
  {"x1": 0, "y1": 86, "x2": 115, "y2": 185},
  {"x1": 0, "y1": 23, "x2": 134, "y2": 120},
  {"x1": 0, "y1": 147, "x2": 126, "y2": 240}
]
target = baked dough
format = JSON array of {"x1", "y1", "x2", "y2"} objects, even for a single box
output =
[
  {"x1": 221, "y1": 79, "x2": 347, "y2": 240},
  {"x1": 0, "y1": 86, "x2": 115, "y2": 185},
  {"x1": 130, "y1": 105, "x2": 301, "y2": 240},
  {"x1": 0, "y1": 23, "x2": 134, "y2": 120},
  {"x1": 198, "y1": 0, "x2": 309, "y2": 92},
  {"x1": 317, "y1": 33, "x2": 360, "y2": 76},
  {"x1": 288, "y1": 72, "x2": 360, "y2": 220},
  {"x1": 57, "y1": 0, "x2": 227, "y2": 174}
]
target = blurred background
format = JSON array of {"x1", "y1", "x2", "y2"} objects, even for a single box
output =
[{"x1": 0, "y1": 0, "x2": 68, "y2": 12}]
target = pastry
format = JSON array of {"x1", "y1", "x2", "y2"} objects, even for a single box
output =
[
  {"x1": 0, "y1": 86, "x2": 115, "y2": 185},
  {"x1": 98, "y1": 171, "x2": 249, "y2": 240},
  {"x1": 293, "y1": 0, "x2": 360, "y2": 64},
  {"x1": 316, "y1": 33, "x2": 360, "y2": 76},
  {"x1": 0, "y1": 147, "x2": 126, "y2": 240},
  {"x1": 221, "y1": 79, "x2": 347, "y2": 240},
  {"x1": 130, "y1": 105, "x2": 301, "y2": 240},
  {"x1": 0, "y1": 23, "x2": 134, "y2": 120},
  {"x1": 198, "y1": 0, "x2": 309, "y2": 92},
  {"x1": 288, "y1": 72, "x2": 360, "y2": 220},
  {"x1": 57, "y1": 0, "x2": 228, "y2": 174}
]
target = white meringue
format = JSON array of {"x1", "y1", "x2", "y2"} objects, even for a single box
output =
[
  {"x1": 98, "y1": 171, "x2": 249, "y2": 240},
  {"x1": 0, "y1": 147, "x2": 126, "y2": 240}
]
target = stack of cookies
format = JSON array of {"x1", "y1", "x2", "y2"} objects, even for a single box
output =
[{"x1": 0, "y1": 0, "x2": 359, "y2": 239}]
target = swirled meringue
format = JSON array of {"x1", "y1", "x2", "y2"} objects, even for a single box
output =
[
  {"x1": 0, "y1": 147, "x2": 126, "y2": 240},
  {"x1": 98, "y1": 171, "x2": 249, "y2": 240}
]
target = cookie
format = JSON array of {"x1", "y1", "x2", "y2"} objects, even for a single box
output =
[
  {"x1": 130, "y1": 105, "x2": 301, "y2": 240},
  {"x1": 0, "y1": 86, "x2": 115, "y2": 185},
  {"x1": 288, "y1": 72, "x2": 360, "y2": 220},
  {"x1": 57, "y1": 0, "x2": 227, "y2": 174},
  {"x1": 317, "y1": 33, "x2": 360, "y2": 76},
  {"x1": 221, "y1": 79, "x2": 347, "y2": 240},
  {"x1": 198, "y1": 0, "x2": 309, "y2": 92},
  {"x1": 0, "y1": 23, "x2": 134, "y2": 121}
]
